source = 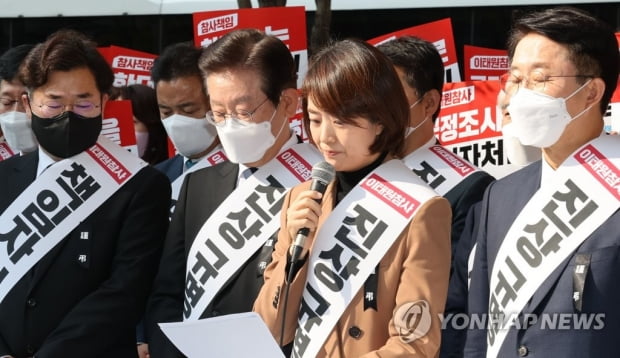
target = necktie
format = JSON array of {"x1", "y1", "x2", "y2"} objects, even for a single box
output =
[
  {"x1": 185, "y1": 159, "x2": 196, "y2": 169},
  {"x1": 242, "y1": 166, "x2": 258, "y2": 179}
]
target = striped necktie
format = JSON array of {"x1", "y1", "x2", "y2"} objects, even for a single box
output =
[{"x1": 242, "y1": 166, "x2": 258, "y2": 179}]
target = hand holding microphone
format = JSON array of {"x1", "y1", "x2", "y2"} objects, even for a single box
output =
[{"x1": 287, "y1": 161, "x2": 335, "y2": 265}]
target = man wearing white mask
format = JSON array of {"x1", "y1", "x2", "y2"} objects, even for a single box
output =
[
  {"x1": 378, "y1": 37, "x2": 495, "y2": 358},
  {"x1": 498, "y1": 88, "x2": 542, "y2": 169},
  {"x1": 146, "y1": 29, "x2": 320, "y2": 357},
  {"x1": 465, "y1": 7, "x2": 620, "y2": 358},
  {"x1": 378, "y1": 37, "x2": 494, "y2": 269},
  {"x1": 0, "y1": 44, "x2": 37, "y2": 159},
  {"x1": 152, "y1": 42, "x2": 220, "y2": 182}
]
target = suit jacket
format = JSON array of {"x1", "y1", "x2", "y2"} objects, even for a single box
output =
[
  {"x1": 443, "y1": 171, "x2": 494, "y2": 269},
  {"x1": 464, "y1": 161, "x2": 620, "y2": 358},
  {"x1": 155, "y1": 154, "x2": 183, "y2": 183},
  {"x1": 440, "y1": 201, "x2": 482, "y2": 358},
  {"x1": 147, "y1": 161, "x2": 276, "y2": 357},
  {"x1": 0, "y1": 150, "x2": 170, "y2": 358},
  {"x1": 254, "y1": 179, "x2": 452, "y2": 358}
]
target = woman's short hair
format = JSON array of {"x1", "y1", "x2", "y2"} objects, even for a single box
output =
[{"x1": 302, "y1": 38, "x2": 410, "y2": 157}]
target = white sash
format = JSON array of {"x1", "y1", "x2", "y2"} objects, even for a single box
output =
[
  {"x1": 292, "y1": 159, "x2": 438, "y2": 358},
  {"x1": 403, "y1": 144, "x2": 480, "y2": 196},
  {"x1": 0, "y1": 136, "x2": 147, "y2": 304},
  {"x1": 0, "y1": 141, "x2": 15, "y2": 160},
  {"x1": 183, "y1": 143, "x2": 322, "y2": 321},
  {"x1": 167, "y1": 146, "x2": 227, "y2": 220},
  {"x1": 170, "y1": 146, "x2": 228, "y2": 201},
  {"x1": 487, "y1": 136, "x2": 620, "y2": 357}
]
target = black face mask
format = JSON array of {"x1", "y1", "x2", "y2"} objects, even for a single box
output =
[{"x1": 31, "y1": 111, "x2": 102, "y2": 158}]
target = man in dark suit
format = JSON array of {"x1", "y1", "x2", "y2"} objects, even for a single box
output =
[
  {"x1": 152, "y1": 42, "x2": 219, "y2": 182},
  {"x1": 0, "y1": 30, "x2": 170, "y2": 357},
  {"x1": 146, "y1": 29, "x2": 304, "y2": 357},
  {"x1": 378, "y1": 36, "x2": 495, "y2": 358},
  {"x1": 465, "y1": 7, "x2": 620, "y2": 357},
  {"x1": 378, "y1": 37, "x2": 495, "y2": 265}
]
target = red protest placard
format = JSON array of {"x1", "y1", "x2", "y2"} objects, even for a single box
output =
[
  {"x1": 434, "y1": 80, "x2": 519, "y2": 178},
  {"x1": 612, "y1": 33, "x2": 620, "y2": 103},
  {"x1": 464, "y1": 45, "x2": 509, "y2": 81},
  {"x1": 367, "y1": 18, "x2": 461, "y2": 83},
  {"x1": 102, "y1": 100, "x2": 138, "y2": 156},
  {"x1": 192, "y1": 6, "x2": 309, "y2": 140},
  {"x1": 99, "y1": 45, "x2": 157, "y2": 88},
  {"x1": 193, "y1": 6, "x2": 307, "y2": 87},
  {"x1": 604, "y1": 33, "x2": 620, "y2": 133}
]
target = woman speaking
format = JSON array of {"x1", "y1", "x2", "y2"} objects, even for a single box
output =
[{"x1": 254, "y1": 38, "x2": 451, "y2": 358}]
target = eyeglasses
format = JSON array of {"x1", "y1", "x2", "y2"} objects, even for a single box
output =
[
  {"x1": 499, "y1": 71, "x2": 593, "y2": 96},
  {"x1": 32, "y1": 99, "x2": 101, "y2": 118},
  {"x1": 205, "y1": 97, "x2": 270, "y2": 127}
]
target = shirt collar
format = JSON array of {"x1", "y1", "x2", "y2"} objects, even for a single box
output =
[
  {"x1": 36, "y1": 146, "x2": 57, "y2": 178},
  {"x1": 540, "y1": 154, "x2": 555, "y2": 189}
]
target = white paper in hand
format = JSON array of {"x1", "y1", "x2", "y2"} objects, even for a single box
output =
[{"x1": 159, "y1": 312, "x2": 284, "y2": 358}]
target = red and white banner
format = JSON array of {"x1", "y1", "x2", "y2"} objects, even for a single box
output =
[
  {"x1": 99, "y1": 45, "x2": 157, "y2": 88},
  {"x1": 463, "y1": 45, "x2": 509, "y2": 81},
  {"x1": 368, "y1": 18, "x2": 461, "y2": 83},
  {"x1": 102, "y1": 100, "x2": 138, "y2": 155},
  {"x1": 603, "y1": 33, "x2": 620, "y2": 133},
  {"x1": 0, "y1": 141, "x2": 15, "y2": 161},
  {"x1": 434, "y1": 80, "x2": 519, "y2": 178},
  {"x1": 192, "y1": 6, "x2": 308, "y2": 140}
]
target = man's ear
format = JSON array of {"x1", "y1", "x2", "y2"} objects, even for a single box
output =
[
  {"x1": 100, "y1": 93, "x2": 109, "y2": 114},
  {"x1": 21, "y1": 93, "x2": 32, "y2": 118},
  {"x1": 280, "y1": 88, "x2": 300, "y2": 118},
  {"x1": 422, "y1": 89, "x2": 441, "y2": 119},
  {"x1": 586, "y1": 77, "x2": 605, "y2": 106}
]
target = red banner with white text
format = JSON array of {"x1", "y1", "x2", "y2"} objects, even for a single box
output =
[
  {"x1": 99, "y1": 46, "x2": 157, "y2": 88},
  {"x1": 368, "y1": 18, "x2": 461, "y2": 83},
  {"x1": 604, "y1": 33, "x2": 620, "y2": 133},
  {"x1": 102, "y1": 100, "x2": 138, "y2": 156},
  {"x1": 192, "y1": 6, "x2": 308, "y2": 140},
  {"x1": 434, "y1": 80, "x2": 521, "y2": 178},
  {"x1": 464, "y1": 45, "x2": 509, "y2": 81}
]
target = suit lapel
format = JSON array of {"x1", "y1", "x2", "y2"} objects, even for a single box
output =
[
  {"x1": 200, "y1": 161, "x2": 238, "y2": 219},
  {"x1": 2, "y1": 151, "x2": 38, "y2": 207},
  {"x1": 172, "y1": 154, "x2": 184, "y2": 175}
]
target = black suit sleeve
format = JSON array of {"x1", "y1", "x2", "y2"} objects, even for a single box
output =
[
  {"x1": 440, "y1": 201, "x2": 482, "y2": 358},
  {"x1": 0, "y1": 333, "x2": 11, "y2": 356},
  {"x1": 463, "y1": 182, "x2": 495, "y2": 358},
  {"x1": 146, "y1": 174, "x2": 192, "y2": 358},
  {"x1": 36, "y1": 168, "x2": 171, "y2": 357},
  {"x1": 444, "y1": 171, "x2": 495, "y2": 270}
]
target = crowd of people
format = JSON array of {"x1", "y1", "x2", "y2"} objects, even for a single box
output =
[{"x1": 0, "y1": 5, "x2": 618, "y2": 358}]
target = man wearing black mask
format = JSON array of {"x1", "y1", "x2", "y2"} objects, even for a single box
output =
[{"x1": 0, "y1": 30, "x2": 170, "y2": 357}]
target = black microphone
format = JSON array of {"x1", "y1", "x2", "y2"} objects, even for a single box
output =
[{"x1": 289, "y1": 161, "x2": 335, "y2": 266}]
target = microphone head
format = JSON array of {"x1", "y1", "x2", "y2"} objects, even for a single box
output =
[{"x1": 311, "y1": 161, "x2": 335, "y2": 185}]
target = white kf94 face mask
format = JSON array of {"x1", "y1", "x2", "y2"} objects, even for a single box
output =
[
  {"x1": 162, "y1": 114, "x2": 217, "y2": 157},
  {"x1": 0, "y1": 111, "x2": 38, "y2": 152},
  {"x1": 507, "y1": 80, "x2": 592, "y2": 148},
  {"x1": 501, "y1": 122, "x2": 542, "y2": 167},
  {"x1": 215, "y1": 108, "x2": 286, "y2": 164}
]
